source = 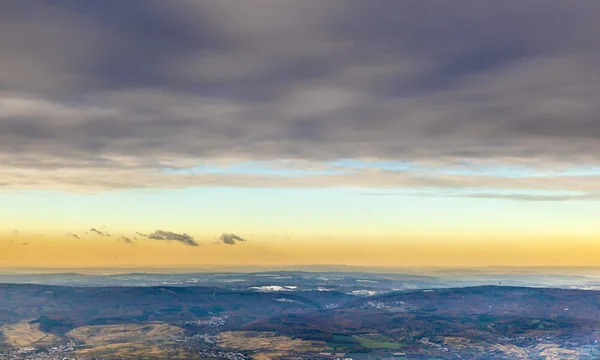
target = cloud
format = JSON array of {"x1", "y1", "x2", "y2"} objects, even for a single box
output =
[
  {"x1": 6, "y1": 167, "x2": 600, "y2": 194},
  {"x1": 219, "y1": 233, "x2": 247, "y2": 245},
  {"x1": 120, "y1": 236, "x2": 134, "y2": 244},
  {"x1": 90, "y1": 228, "x2": 109, "y2": 237},
  {"x1": 363, "y1": 190, "x2": 600, "y2": 202},
  {"x1": 0, "y1": 1, "x2": 600, "y2": 191},
  {"x1": 455, "y1": 193, "x2": 600, "y2": 202},
  {"x1": 139, "y1": 230, "x2": 198, "y2": 246},
  {"x1": 67, "y1": 233, "x2": 81, "y2": 240}
]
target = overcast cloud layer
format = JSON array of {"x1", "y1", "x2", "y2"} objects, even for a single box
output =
[{"x1": 1, "y1": 1, "x2": 600, "y2": 193}]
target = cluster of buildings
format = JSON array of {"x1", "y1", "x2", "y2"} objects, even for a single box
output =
[
  {"x1": 578, "y1": 344, "x2": 600, "y2": 359},
  {"x1": 182, "y1": 315, "x2": 228, "y2": 327},
  {"x1": 0, "y1": 356, "x2": 117, "y2": 360},
  {"x1": 316, "y1": 352, "x2": 408, "y2": 360},
  {"x1": 418, "y1": 338, "x2": 449, "y2": 353},
  {"x1": 197, "y1": 349, "x2": 247, "y2": 360},
  {"x1": 0, "y1": 346, "x2": 76, "y2": 360},
  {"x1": 168, "y1": 332, "x2": 219, "y2": 346},
  {"x1": 361, "y1": 300, "x2": 409, "y2": 310},
  {"x1": 0, "y1": 347, "x2": 248, "y2": 360}
]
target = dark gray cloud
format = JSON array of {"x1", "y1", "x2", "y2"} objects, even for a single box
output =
[
  {"x1": 139, "y1": 230, "x2": 198, "y2": 246},
  {"x1": 1, "y1": 1, "x2": 600, "y2": 191},
  {"x1": 90, "y1": 228, "x2": 109, "y2": 237},
  {"x1": 219, "y1": 233, "x2": 247, "y2": 245}
]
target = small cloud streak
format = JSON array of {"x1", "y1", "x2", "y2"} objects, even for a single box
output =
[
  {"x1": 67, "y1": 233, "x2": 81, "y2": 240},
  {"x1": 139, "y1": 230, "x2": 198, "y2": 246},
  {"x1": 120, "y1": 236, "x2": 134, "y2": 244},
  {"x1": 456, "y1": 193, "x2": 600, "y2": 202},
  {"x1": 363, "y1": 191, "x2": 600, "y2": 202},
  {"x1": 219, "y1": 233, "x2": 247, "y2": 245},
  {"x1": 90, "y1": 228, "x2": 110, "y2": 237}
]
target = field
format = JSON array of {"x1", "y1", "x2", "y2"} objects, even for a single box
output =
[
  {"x1": 0, "y1": 320, "x2": 61, "y2": 348},
  {"x1": 326, "y1": 334, "x2": 363, "y2": 351},
  {"x1": 534, "y1": 344, "x2": 579, "y2": 360},
  {"x1": 490, "y1": 343, "x2": 530, "y2": 359},
  {"x1": 326, "y1": 333, "x2": 401, "y2": 351},
  {"x1": 67, "y1": 323, "x2": 184, "y2": 346},
  {"x1": 218, "y1": 331, "x2": 326, "y2": 353},
  {"x1": 354, "y1": 334, "x2": 402, "y2": 349},
  {"x1": 75, "y1": 342, "x2": 198, "y2": 359},
  {"x1": 67, "y1": 323, "x2": 190, "y2": 359}
]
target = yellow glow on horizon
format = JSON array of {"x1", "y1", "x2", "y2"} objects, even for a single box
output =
[{"x1": 2, "y1": 235, "x2": 600, "y2": 268}]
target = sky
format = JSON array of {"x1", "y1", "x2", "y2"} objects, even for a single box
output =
[{"x1": 2, "y1": 1, "x2": 600, "y2": 268}]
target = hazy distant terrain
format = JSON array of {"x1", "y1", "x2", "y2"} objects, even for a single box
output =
[
  {"x1": 3, "y1": 271, "x2": 600, "y2": 359},
  {"x1": 3, "y1": 267, "x2": 600, "y2": 290}
]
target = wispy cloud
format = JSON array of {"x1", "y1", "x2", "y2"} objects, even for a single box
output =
[
  {"x1": 363, "y1": 191, "x2": 600, "y2": 202},
  {"x1": 138, "y1": 230, "x2": 198, "y2": 247},
  {"x1": 67, "y1": 233, "x2": 81, "y2": 240},
  {"x1": 455, "y1": 193, "x2": 600, "y2": 202},
  {"x1": 120, "y1": 236, "x2": 134, "y2": 244},
  {"x1": 90, "y1": 228, "x2": 110, "y2": 237}
]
